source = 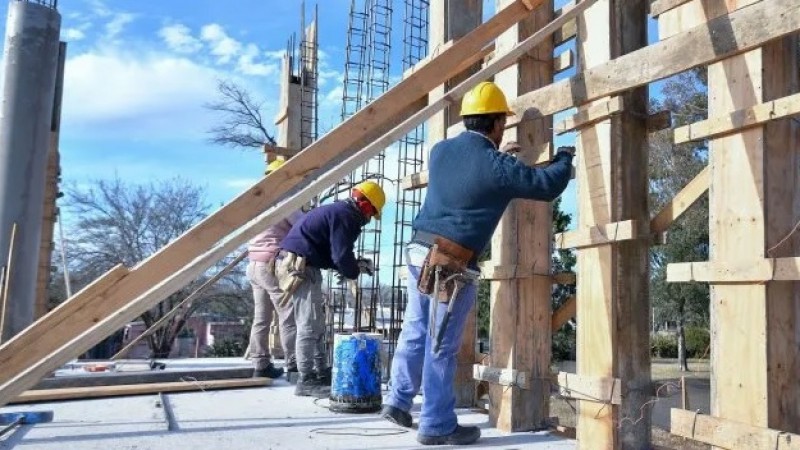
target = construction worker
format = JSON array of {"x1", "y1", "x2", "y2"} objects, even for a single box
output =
[
  {"x1": 245, "y1": 159, "x2": 304, "y2": 379},
  {"x1": 381, "y1": 81, "x2": 574, "y2": 446},
  {"x1": 277, "y1": 180, "x2": 385, "y2": 397}
]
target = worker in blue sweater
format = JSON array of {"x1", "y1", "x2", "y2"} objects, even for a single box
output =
[
  {"x1": 381, "y1": 81, "x2": 574, "y2": 446},
  {"x1": 277, "y1": 181, "x2": 386, "y2": 397}
]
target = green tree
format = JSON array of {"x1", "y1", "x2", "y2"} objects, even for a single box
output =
[
  {"x1": 551, "y1": 197, "x2": 576, "y2": 361},
  {"x1": 649, "y1": 70, "x2": 710, "y2": 370}
]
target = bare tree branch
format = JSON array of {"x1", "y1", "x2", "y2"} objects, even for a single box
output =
[{"x1": 205, "y1": 79, "x2": 276, "y2": 150}]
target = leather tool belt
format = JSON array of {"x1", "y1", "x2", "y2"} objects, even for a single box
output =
[{"x1": 417, "y1": 235, "x2": 475, "y2": 303}]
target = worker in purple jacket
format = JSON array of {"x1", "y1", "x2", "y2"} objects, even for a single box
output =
[
  {"x1": 278, "y1": 181, "x2": 386, "y2": 397},
  {"x1": 246, "y1": 159, "x2": 305, "y2": 379}
]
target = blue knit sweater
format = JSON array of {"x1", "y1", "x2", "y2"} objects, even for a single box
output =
[
  {"x1": 413, "y1": 131, "x2": 573, "y2": 255},
  {"x1": 279, "y1": 200, "x2": 365, "y2": 279}
]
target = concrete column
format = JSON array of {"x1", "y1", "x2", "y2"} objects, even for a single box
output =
[{"x1": 0, "y1": 1, "x2": 61, "y2": 341}]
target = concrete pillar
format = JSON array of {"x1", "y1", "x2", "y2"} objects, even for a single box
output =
[{"x1": 0, "y1": 1, "x2": 61, "y2": 341}]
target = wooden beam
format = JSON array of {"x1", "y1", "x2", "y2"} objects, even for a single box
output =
[
  {"x1": 400, "y1": 171, "x2": 428, "y2": 190},
  {"x1": 649, "y1": 165, "x2": 709, "y2": 234},
  {"x1": 553, "y1": 50, "x2": 574, "y2": 73},
  {"x1": 0, "y1": 0, "x2": 551, "y2": 408},
  {"x1": 12, "y1": 378, "x2": 272, "y2": 404},
  {"x1": 488, "y1": 0, "x2": 567, "y2": 432},
  {"x1": 674, "y1": 92, "x2": 800, "y2": 144},
  {"x1": 551, "y1": 296, "x2": 576, "y2": 332},
  {"x1": 473, "y1": 365, "x2": 530, "y2": 389},
  {"x1": 554, "y1": 220, "x2": 640, "y2": 249},
  {"x1": 649, "y1": 0, "x2": 693, "y2": 17},
  {"x1": 647, "y1": 110, "x2": 672, "y2": 132},
  {"x1": 479, "y1": 264, "x2": 576, "y2": 284},
  {"x1": 512, "y1": 0, "x2": 800, "y2": 122},
  {"x1": 263, "y1": 145, "x2": 300, "y2": 158},
  {"x1": 556, "y1": 372, "x2": 622, "y2": 405},
  {"x1": 555, "y1": 97, "x2": 624, "y2": 135},
  {"x1": 667, "y1": 258, "x2": 800, "y2": 283},
  {"x1": 670, "y1": 409, "x2": 800, "y2": 449}
]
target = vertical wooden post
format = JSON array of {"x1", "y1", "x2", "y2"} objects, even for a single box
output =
[
  {"x1": 575, "y1": 0, "x2": 650, "y2": 447},
  {"x1": 35, "y1": 41, "x2": 67, "y2": 319},
  {"x1": 661, "y1": 0, "x2": 800, "y2": 435},
  {"x1": 428, "y1": 0, "x2": 483, "y2": 409},
  {"x1": 489, "y1": 0, "x2": 554, "y2": 432},
  {"x1": 763, "y1": 34, "x2": 800, "y2": 432}
]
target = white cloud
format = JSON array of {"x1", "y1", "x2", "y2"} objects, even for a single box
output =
[
  {"x1": 105, "y1": 12, "x2": 136, "y2": 39},
  {"x1": 200, "y1": 23, "x2": 242, "y2": 64},
  {"x1": 63, "y1": 28, "x2": 86, "y2": 41},
  {"x1": 159, "y1": 24, "x2": 202, "y2": 54},
  {"x1": 264, "y1": 50, "x2": 286, "y2": 61},
  {"x1": 62, "y1": 47, "x2": 223, "y2": 137},
  {"x1": 237, "y1": 44, "x2": 278, "y2": 76}
]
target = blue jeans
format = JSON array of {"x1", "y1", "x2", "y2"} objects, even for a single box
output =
[{"x1": 385, "y1": 244, "x2": 477, "y2": 437}]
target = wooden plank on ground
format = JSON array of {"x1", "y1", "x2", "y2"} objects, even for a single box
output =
[
  {"x1": 0, "y1": 0, "x2": 590, "y2": 410},
  {"x1": 12, "y1": 378, "x2": 271, "y2": 404},
  {"x1": 674, "y1": 92, "x2": 800, "y2": 144},
  {"x1": 512, "y1": 0, "x2": 800, "y2": 121},
  {"x1": 670, "y1": 409, "x2": 800, "y2": 449},
  {"x1": 554, "y1": 220, "x2": 639, "y2": 249},
  {"x1": 557, "y1": 371, "x2": 622, "y2": 405},
  {"x1": 649, "y1": 165, "x2": 709, "y2": 234},
  {"x1": 551, "y1": 296, "x2": 576, "y2": 332},
  {"x1": 667, "y1": 257, "x2": 800, "y2": 283},
  {"x1": 33, "y1": 367, "x2": 254, "y2": 390}
]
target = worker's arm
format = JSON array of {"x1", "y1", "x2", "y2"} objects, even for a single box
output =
[
  {"x1": 329, "y1": 215, "x2": 361, "y2": 280},
  {"x1": 494, "y1": 148, "x2": 574, "y2": 201}
]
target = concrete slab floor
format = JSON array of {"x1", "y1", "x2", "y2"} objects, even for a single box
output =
[{"x1": 0, "y1": 379, "x2": 575, "y2": 450}]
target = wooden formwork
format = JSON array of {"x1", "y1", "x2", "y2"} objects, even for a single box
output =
[{"x1": 0, "y1": 0, "x2": 797, "y2": 448}]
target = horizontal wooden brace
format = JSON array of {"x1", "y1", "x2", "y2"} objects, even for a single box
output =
[
  {"x1": 551, "y1": 296, "x2": 576, "y2": 332},
  {"x1": 553, "y1": 49, "x2": 574, "y2": 73},
  {"x1": 401, "y1": 171, "x2": 428, "y2": 190},
  {"x1": 473, "y1": 364, "x2": 530, "y2": 389},
  {"x1": 479, "y1": 264, "x2": 577, "y2": 284},
  {"x1": 263, "y1": 144, "x2": 300, "y2": 158},
  {"x1": 649, "y1": 0, "x2": 693, "y2": 18},
  {"x1": 554, "y1": 220, "x2": 640, "y2": 250},
  {"x1": 670, "y1": 409, "x2": 800, "y2": 449},
  {"x1": 555, "y1": 97, "x2": 624, "y2": 135},
  {"x1": 667, "y1": 257, "x2": 800, "y2": 283},
  {"x1": 647, "y1": 110, "x2": 672, "y2": 132},
  {"x1": 556, "y1": 371, "x2": 622, "y2": 405},
  {"x1": 674, "y1": 91, "x2": 800, "y2": 144},
  {"x1": 511, "y1": 0, "x2": 800, "y2": 125},
  {"x1": 650, "y1": 165, "x2": 709, "y2": 235}
]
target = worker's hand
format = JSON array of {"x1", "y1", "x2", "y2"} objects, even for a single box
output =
[
  {"x1": 501, "y1": 141, "x2": 522, "y2": 155},
  {"x1": 557, "y1": 146, "x2": 576, "y2": 156},
  {"x1": 357, "y1": 258, "x2": 374, "y2": 276}
]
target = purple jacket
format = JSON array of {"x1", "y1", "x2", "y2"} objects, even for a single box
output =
[{"x1": 248, "y1": 210, "x2": 305, "y2": 262}]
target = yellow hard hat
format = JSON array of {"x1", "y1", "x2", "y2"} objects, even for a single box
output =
[
  {"x1": 460, "y1": 81, "x2": 515, "y2": 116},
  {"x1": 266, "y1": 159, "x2": 286, "y2": 174},
  {"x1": 352, "y1": 180, "x2": 386, "y2": 219}
]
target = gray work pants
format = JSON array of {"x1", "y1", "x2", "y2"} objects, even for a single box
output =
[
  {"x1": 277, "y1": 264, "x2": 326, "y2": 374},
  {"x1": 246, "y1": 261, "x2": 296, "y2": 370}
]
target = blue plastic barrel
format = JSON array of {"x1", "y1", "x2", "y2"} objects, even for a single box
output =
[{"x1": 329, "y1": 332, "x2": 382, "y2": 413}]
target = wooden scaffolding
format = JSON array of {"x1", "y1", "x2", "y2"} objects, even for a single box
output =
[{"x1": 1, "y1": 0, "x2": 799, "y2": 448}]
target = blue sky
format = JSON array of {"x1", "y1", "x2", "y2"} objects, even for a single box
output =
[{"x1": 0, "y1": 1, "x2": 662, "y2": 270}]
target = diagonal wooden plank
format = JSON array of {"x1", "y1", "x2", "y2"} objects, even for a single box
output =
[
  {"x1": 0, "y1": 0, "x2": 599, "y2": 407},
  {"x1": 650, "y1": 165, "x2": 710, "y2": 234},
  {"x1": 551, "y1": 296, "x2": 576, "y2": 332}
]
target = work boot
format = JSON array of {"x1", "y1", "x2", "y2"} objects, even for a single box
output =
[
  {"x1": 417, "y1": 425, "x2": 481, "y2": 446},
  {"x1": 315, "y1": 366, "x2": 332, "y2": 386},
  {"x1": 295, "y1": 373, "x2": 330, "y2": 398},
  {"x1": 380, "y1": 404, "x2": 412, "y2": 428},
  {"x1": 253, "y1": 363, "x2": 284, "y2": 379}
]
